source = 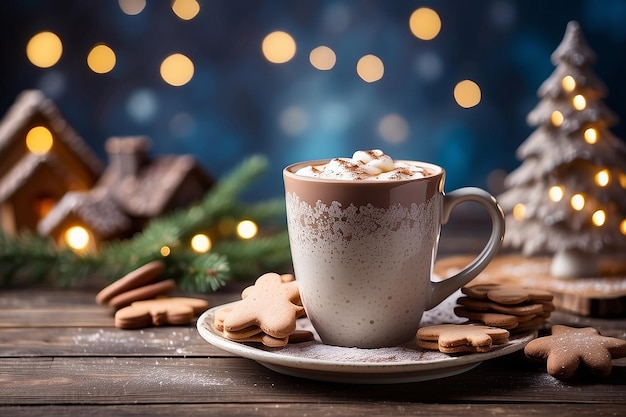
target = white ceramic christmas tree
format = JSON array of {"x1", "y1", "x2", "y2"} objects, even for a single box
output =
[{"x1": 499, "y1": 21, "x2": 626, "y2": 278}]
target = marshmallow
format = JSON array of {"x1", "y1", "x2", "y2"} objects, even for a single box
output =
[{"x1": 294, "y1": 150, "x2": 429, "y2": 181}]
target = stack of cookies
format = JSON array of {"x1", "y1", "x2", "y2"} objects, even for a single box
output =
[
  {"x1": 96, "y1": 260, "x2": 208, "y2": 329},
  {"x1": 213, "y1": 272, "x2": 313, "y2": 347},
  {"x1": 454, "y1": 284, "x2": 555, "y2": 333},
  {"x1": 96, "y1": 261, "x2": 176, "y2": 309}
]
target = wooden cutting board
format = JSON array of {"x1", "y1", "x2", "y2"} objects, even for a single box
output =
[{"x1": 434, "y1": 253, "x2": 626, "y2": 317}]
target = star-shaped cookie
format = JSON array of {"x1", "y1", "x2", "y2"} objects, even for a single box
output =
[{"x1": 524, "y1": 325, "x2": 626, "y2": 379}]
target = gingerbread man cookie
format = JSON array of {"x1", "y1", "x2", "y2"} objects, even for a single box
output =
[
  {"x1": 417, "y1": 323, "x2": 510, "y2": 353},
  {"x1": 215, "y1": 273, "x2": 312, "y2": 347},
  {"x1": 524, "y1": 325, "x2": 626, "y2": 379},
  {"x1": 115, "y1": 297, "x2": 209, "y2": 329},
  {"x1": 222, "y1": 272, "x2": 304, "y2": 338}
]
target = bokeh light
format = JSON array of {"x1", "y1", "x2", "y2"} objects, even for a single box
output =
[
  {"x1": 160, "y1": 53, "x2": 194, "y2": 86},
  {"x1": 356, "y1": 54, "x2": 384, "y2": 83},
  {"x1": 236, "y1": 220, "x2": 258, "y2": 239},
  {"x1": 26, "y1": 31, "x2": 63, "y2": 68},
  {"x1": 25, "y1": 126, "x2": 53, "y2": 154},
  {"x1": 262, "y1": 31, "x2": 296, "y2": 64},
  {"x1": 453, "y1": 80, "x2": 481, "y2": 108},
  {"x1": 280, "y1": 106, "x2": 309, "y2": 136},
  {"x1": 584, "y1": 127, "x2": 598, "y2": 144},
  {"x1": 409, "y1": 7, "x2": 441, "y2": 40},
  {"x1": 160, "y1": 245, "x2": 171, "y2": 256},
  {"x1": 572, "y1": 94, "x2": 586, "y2": 110},
  {"x1": 562, "y1": 75, "x2": 576, "y2": 92},
  {"x1": 309, "y1": 46, "x2": 336, "y2": 70},
  {"x1": 621, "y1": 219, "x2": 626, "y2": 235},
  {"x1": 190, "y1": 233, "x2": 211, "y2": 253},
  {"x1": 172, "y1": 0, "x2": 200, "y2": 20},
  {"x1": 550, "y1": 110, "x2": 564, "y2": 126},
  {"x1": 87, "y1": 44, "x2": 116, "y2": 74},
  {"x1": 548, "y1": 185, "x2": 564, "y2": 202},
  {"x1": 570, "y1": 193, "x2": 585, "y2": 210},
  {"x1": 378, "y1": 113, "x2": 409, "y2": 144},
  {"x1": 591, "y1": 209, "x2": 606, "y2": 226},
  {"x1": 595, "y1": 169, "x2": 610, "y2": 187},
  {"x1": 512, "y1": 203, "x2": 526, "y2": 220},
  {"x1": 64, "y1": 226, "x2": 90, "y2": 251},
  {"x1": 118, "y1": 0, "x2": 146, "y2": 15}
]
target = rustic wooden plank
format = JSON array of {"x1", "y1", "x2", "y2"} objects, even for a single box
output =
[
  {"x1": 1, "y1": 355, "x2": 624, "y2": 405},
  {"x1": 0, "y1": 289, "x2": 236, "y2": 328},
  {"x1": 0, "y1": 326, "x2": 232, "y2": 357},
  {"x1": 0, "y1": 307, "x2": 114, "y2": 328},
  {"x1": 1, "y1": 403, "x2": 625, "y2": 417}
]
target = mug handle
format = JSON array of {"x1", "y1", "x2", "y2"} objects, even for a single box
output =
[{"x1": 426, "y1": 187, "x2": 505, "y2": 310}]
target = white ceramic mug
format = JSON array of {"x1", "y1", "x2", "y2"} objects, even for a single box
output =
[{"x1": 284, "y1": 159, "x2": 505, "y2": 348}]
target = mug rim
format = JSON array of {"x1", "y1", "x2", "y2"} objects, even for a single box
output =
[{"x1": 283, "y1": 159, "x2": 444, "y2": 184}]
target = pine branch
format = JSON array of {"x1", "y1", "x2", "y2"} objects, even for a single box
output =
[{"x1": 0, "y1": 154, "x2": 292, "y2": 292}]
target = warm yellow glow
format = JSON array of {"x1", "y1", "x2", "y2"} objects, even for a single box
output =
[
  {"x1": 453, "y1": 80, "x2": 481, "y2": 108},
  {"x1": 25, "y1": 126, "x2": 54, "y2": 154},
  {"x1": 572, "y1": 94, "x2": 586, "y2": 110},
  {"x1": 65, "y1": 226, "x2": 90, "y2": 251},
  {"x1": 87, "y1": 44, "x2": 116, "y2": 74},
  {"x1": 550, "y1": 111, "x2": 564, "y2": 126},
  {"x1": 356, "y1": 54, "x2": 384, "y2": 83},
  {"x1": 172, "y1": 0, "x2": 200, "y2": 20},
  {"x1": 236, "y1": 220, "x2": 258, "y2": 239},
  {"x1": 570, "y1": 194, "x2": 585, "y2": 211},
  {"x1": 309, "y1": 46, "x2": 336, "y2": 70},
  {"x1": 160, "y1": 245, "x2": 171, "y2": 256},
  {"x1": 620, "y1": 172, "x2": 626, "y2": 188},
  {"x1": 26, "y1": 31, "x2": 63, "y2": 68},
  {"x1": 620, "y1": 219, "x2": 626, "y2": 235},
  {"x1": 548, "y1": 185, "x2": 564, "y2": 202},
  {"x1": 595, "y1": 169, "x2": 610, "y2": 187},
  {"x1": 118, "y1": 0, "x2": 146, "y2": 15},
  {"x1": 584, "y1": 127, "x2": 598, "y2": 144},
  {"x1": 561, "y1": 75, "x2": 576, "y2": 92},
  {"x1": 409, "y1": 7, "x2": 442, "y2": 40},
  {"x1": 190, "y1": 234, "x2": 211, "y2": 253},
  {"x1": 262, "y1": 31, "x2": 297, "y2": 64},
  {"x1": 591, "y1": 210, "x2": 606, "y2": 227},
  {"x1": 160, "y1": 53, "x2": 194, "y2": 86},
  {"x1": 512, "y1": 203, "x2": 526, "y2": 220}
]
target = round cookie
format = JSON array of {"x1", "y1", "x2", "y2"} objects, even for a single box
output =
[{"x1": 96, "y1": 261, "x2": 165, "y2": 305}]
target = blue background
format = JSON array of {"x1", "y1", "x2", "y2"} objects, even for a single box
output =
[{"x1": 1, "y1": 0, "x2": 625, "y2": 200}]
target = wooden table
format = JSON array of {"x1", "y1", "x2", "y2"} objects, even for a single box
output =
[{"x1": 1, "y1": 281, "x2": 625, "y2": 417}]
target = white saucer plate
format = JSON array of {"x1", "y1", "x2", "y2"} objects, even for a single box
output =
[{"x1": 196, "y1": 294, "x2": 536, "y2": 384}]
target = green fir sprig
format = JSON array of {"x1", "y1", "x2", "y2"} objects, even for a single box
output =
[{"x1": 0, "y1": 155, "x2": 291, "y2": 291}]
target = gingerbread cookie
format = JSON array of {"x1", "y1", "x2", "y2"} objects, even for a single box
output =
[
  {"x1": 215, "y1": 272, "x2": 310, "y2": 347},
  {"x1": 462, "y1": 284, "x2": 553, "y2": 305},
  {"x1": 222, "y1": 272, "x2": 304, "y2": 337},
  {"x1": 456, "y1": 284, "x2": 554, "y2": 333},
  {"x1": 524, "y1": 325, "x2": 626, "y2": 379},
  {"x1": 108, "y1": 279, "x2": 177, "y2": 309},
  {"x1": 96, "y1": 260, "x2": 165, "y2": 305},
  {"x1": 417, "y1": 324, "x2": 510, "y2": 353},
  {"x1": 115, "y1": 297, "x2": 209, "y2": 329}
]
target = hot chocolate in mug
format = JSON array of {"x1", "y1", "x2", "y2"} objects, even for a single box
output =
[{"x1": 283, "y1": 151, "x2": 505, "y2": 348}]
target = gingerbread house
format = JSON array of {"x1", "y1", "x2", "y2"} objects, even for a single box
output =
[
  {"x1": 0, "y1": 90, "x2": 103, "y2": 236},
  {"x1": 38, "y1": 136, "x2": 215, "y2": 250}
]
